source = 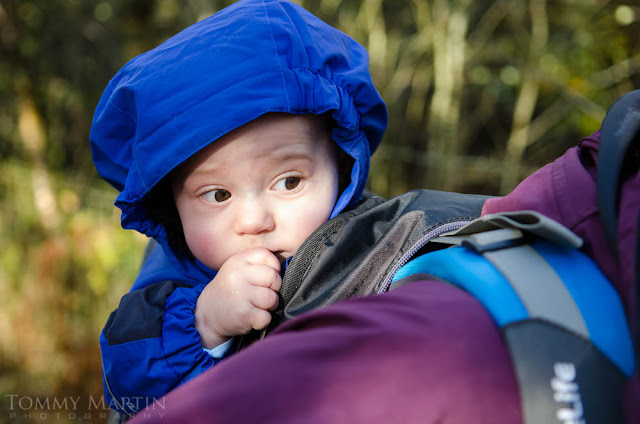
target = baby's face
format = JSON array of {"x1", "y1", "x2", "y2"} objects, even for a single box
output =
[{"x1": 172, "y1": 113, "x2": 340, "y2": 270}]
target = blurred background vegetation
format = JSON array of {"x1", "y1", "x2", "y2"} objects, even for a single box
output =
[{"x1": 0, "y1": 0, "x2": 638, "y2": 421}]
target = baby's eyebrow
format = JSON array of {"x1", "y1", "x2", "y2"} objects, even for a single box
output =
[
  {"x1": 264, "y1": 152, "x2": 314, "y2": 165},
  {"x1": 188, "y1": 164, "x2": 228, "y2": 178},
  {"x1": 186, "y1": 152, "x2": 313, "y2": 181}
]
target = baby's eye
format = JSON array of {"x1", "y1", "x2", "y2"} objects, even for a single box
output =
[
  {"x1": 273, "y1": 176, "x2": 301, "y2": 191},
  {"x1": 202, "y1": 189, "x2": 231, "y2": 203}
]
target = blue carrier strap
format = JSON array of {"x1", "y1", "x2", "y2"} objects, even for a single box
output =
[{"x1": 392, "y1": 213, "x2": 634, "y2": 424}]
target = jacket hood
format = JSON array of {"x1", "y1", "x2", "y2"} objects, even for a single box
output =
[{"x1": 90, "y1": 0, "x2": 387, "y2": 278}]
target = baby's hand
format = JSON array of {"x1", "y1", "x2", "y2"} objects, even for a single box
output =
[{"x1": 194, "y1": 247, "x2": 282, "y2": 349}]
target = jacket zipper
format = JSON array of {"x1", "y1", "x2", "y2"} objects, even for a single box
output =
[
  {"x1": 102, "y1": 361, "x2": 132, "y2": 417},
  {"x1": 377, "y1": 219, "x2": 472, "y2": 294}
]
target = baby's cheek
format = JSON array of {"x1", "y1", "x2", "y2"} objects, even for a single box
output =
[
  {"x1": 186, "y1": 228, "x2": 225, "y2": 270},
  {"x1": 288, "y1": 205, "x2": 332, "y2": 245}
]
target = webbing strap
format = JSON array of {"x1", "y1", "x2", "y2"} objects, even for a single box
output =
[
  {"x1": 392, "y1": 215, "x2": 635, "y2": 423},
  {"x1": 392, "y1": 239, "x2": 634, "y2": 375},
  {"x1": 438, "y1": 210, "x2": 582, "y2": 249},
  {"x1": 483, "y1": 244, "x2": 588, "y2": 340},
  {"x1": 482, "y1": 241, "x2": 627, "y2": 424},
  {"x1": 504, "y1": 320, "x2": 625, "y2": 424}
]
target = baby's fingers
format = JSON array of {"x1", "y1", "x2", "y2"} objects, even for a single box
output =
[
  {"x1": 249, "y1": 307, "x2": 272, "y2": 331},
  {"x1": 241, "y1": 247, "x2": 281, "y2": 273},
  {"x1": 250, "y1": 286, "x2": 280, "y2": 312},
  {"x1": 246, "y1": 264, "x2": 282, "y2": 292}
]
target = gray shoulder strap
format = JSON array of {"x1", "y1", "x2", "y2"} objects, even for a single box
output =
[{"x1": 430, "y1": 211, "x2": 628, "y2": 424}]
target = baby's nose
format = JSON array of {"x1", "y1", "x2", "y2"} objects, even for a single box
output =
[{"x1": 234, "y1": 197, "x2": 275, "y2": 235}]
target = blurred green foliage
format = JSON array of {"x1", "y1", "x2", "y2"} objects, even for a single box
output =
[{"x1": 0, "y1": 0, "x2": 638, "y2": 422}]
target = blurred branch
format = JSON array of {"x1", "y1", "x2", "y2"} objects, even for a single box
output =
[
  {"x1": 425, "y1": 0, "x2": 471, "y2": 191},
  {"x1": 17, "y1": 91, "x2": 61, "y2": 233},
  {"x1": 587, "y1": 53, "x2": 640, "y2": 90},
  {"x1": 356, "y1": 0, "x2": 387, "y2": 75},
  {"x1": 525, "y1": 53, "x2": 640, "y2": 147},
  {"x1": 500, "y1": 0, "x2": 548, "y2": 193},
  {"x1": 466, "y1": 0, "x2": 509, "y2": 63}
]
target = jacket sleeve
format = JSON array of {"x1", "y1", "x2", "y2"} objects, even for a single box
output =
[{"x1": 100, "y1": 280, "x2": 228, "y2": 416}]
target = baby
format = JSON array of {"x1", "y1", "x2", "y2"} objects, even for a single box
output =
[{"x1": 90, "y1": 0, "x2": 386, "y2": 416}]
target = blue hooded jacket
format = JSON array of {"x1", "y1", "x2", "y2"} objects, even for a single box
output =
[{"x1": 90, "y1": 0, "x2": 386, "y2": 415}]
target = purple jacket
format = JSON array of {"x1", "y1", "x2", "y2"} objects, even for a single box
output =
[{"x1": 130, "y1": 131, "x2": 638, "y2": 423}]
